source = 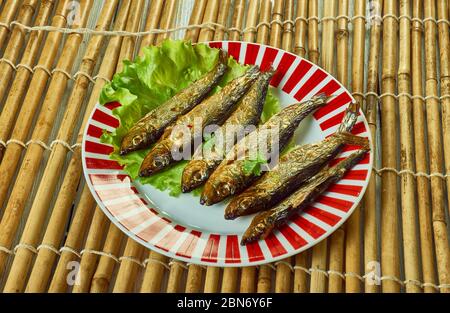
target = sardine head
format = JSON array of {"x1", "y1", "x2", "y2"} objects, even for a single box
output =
[
  {"x1": 200, "y1": 180, "x2": 234, "y2": 206},
  {"x1": 139, "y1": 147, "x2": 172, "y2": 177},
  {"x1": 241, "y1": 211, "x2": 273, "y2": 245},
  {"x1": 181, "y1": 161, "x2": 209, "y2": 193},
  {"x1": 120, "y1": 130, "x2": 147, "y2": 155},
  {"x1": 225, "y1": 196, "x2": 256, "y2": 220}
]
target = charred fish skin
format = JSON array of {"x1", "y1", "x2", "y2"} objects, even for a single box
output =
[
  {"x1": 225, "y1": 103, "x2": 368, "y2": 219},
  {"x1": 200, "y1": 93, "x2": 329, "y2": 206},
  {"x1": 241, "y1": 149, "x2": 369, "y2": 245},
  {"x1": 119, "y1": 50, "x2": 228, "y2": 155},
  {"x1": 139, "y1": 66, "x2": 261, "y2": 177},
  {"x1": 181, "y1": 69, "x2": 276, "y2": 193}
]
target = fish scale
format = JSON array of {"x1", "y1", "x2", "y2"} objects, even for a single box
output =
[
  {"x1": 181, "y1": 68, "x2": 275, "y2": 193},
  {"x1": 120, "y1": 50, "x2": 228, "y2": 155},
  {"x1": 139, "y1": 65, "x2": 261, "y2": 176},
  {"x1": 200, "y1": 93, "x2": 329, "y2": 206},
  {"x1": 225, "y1": 102, "x2": 368, "y2": 219},
  {"x1": 241, "y1": 149, "x2": 369, "y2": 245}
]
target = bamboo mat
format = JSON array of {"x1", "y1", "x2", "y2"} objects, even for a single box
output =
[{"x1": 0, "y1": 0, "x2": 448, "y2": 293}]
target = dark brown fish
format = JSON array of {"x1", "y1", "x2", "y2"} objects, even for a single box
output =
[
  {"x1": 181, "y1": 69, "x2": 275, "y2": 193},
  {"x1": 200, "y1": 93, "x2": 330, "y2": 206},
  {"x1": 241, "y1": 149, "x2": 369, "y2": 245},
  {"x1": 139, "y1": 65, "x2": 261, "y2": 177},
  {"x1": 119, "y1": 50, "x2": 228, "y2": 155},
  {"x1": 225, "y1": 102, "x2": 367, "y2": 219}
]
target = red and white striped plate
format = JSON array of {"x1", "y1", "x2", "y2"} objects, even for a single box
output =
[{"x1": 82, "y1": 41, "x2": 373, "y2": 267}]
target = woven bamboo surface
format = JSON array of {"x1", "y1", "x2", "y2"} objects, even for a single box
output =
[{"x1": 0, "y1": 0, "x2": 449, "y2": 293}]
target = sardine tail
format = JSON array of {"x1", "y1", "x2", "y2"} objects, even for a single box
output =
[
  {"x1": 335, "y1": 132, "x2": 370, "y2": 150},
  {"x1": 338, "y1": 101, "x2": 361, "y2": 133}
]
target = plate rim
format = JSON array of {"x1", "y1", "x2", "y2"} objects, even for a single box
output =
[{"x1": 82, "y1": 40, "x2": 374, "y2": 267}]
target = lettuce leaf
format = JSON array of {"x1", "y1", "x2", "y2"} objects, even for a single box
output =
[{"x1": 100, "y1": 40, "x2": 280, "y2": 197}]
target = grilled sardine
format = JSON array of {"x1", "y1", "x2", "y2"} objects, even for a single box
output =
[
  {"x1": 181, "y1": 69, "x2": 275, "y2": 193},
  {"x1": 120, "y1": 50, "x2": 228, "y2": 155},
  {"x1": 200, "y1": 94, "x2": 329, "y2": 206},
  {"x1": 241, "y1": 149, "x2": 369, "y2": 245},
  {"x1": 225, "y1": 102, "x2": 367, "y2": 219},
  {"x1": 139, "y1": 65, "x2": 261, "y2": 177}
]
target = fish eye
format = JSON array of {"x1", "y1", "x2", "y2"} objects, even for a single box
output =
[
  {"x1": 238, "y1": 197, "x2": 253, "y2": 209},
  {"x1": 153, "y1": 158, "x2": 167, "y2": 168},
  {"x1": 217, "y1": 182, "x2": 231, "y2": 196},
  {"x1": 193, "y1": 170, "x2": 204, "y2": 181},
  {"x1": 132, "y1": 136, "x2": 142, "y2": 146}
]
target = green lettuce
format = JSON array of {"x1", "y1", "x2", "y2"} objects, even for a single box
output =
[{"x1": 100, "y1": 40, "x2": 280, "y2": 197}]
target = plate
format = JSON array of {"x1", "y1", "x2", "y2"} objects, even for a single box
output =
[{"x1": 82, "y1": 41, "x2": 373, "y2": 267}]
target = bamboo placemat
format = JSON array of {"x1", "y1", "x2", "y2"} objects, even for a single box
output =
[{"x1": 0, "y1": 0, "x2": 448, "y2": 293}]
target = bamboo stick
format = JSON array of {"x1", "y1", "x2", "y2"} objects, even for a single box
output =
[
  {"x1": 294, "y1": 253, "x2": 310, "y2": 292},
  {"x1": 185, "y1": 265, "x2": 204, "y2": 293},
  {"x1": 228, "y1": 0, "x2": 245, "y2": 41},
  {"x1": 72, "y1": 0, "x2": 146, "y2": 293},
  {"x1": 141, "y1": 251, "x2": 169, "y2": 292},
  {"x1": 274, "y1": 0, "x2": 296, "y2": 294},
  {"x1": 424, "y1": 0, "x2": 450, "y2": 293},
  {"x1": 114, "y1": 0, "x2": 178, "y2": 294},
  {"x1": 90, "y1": 225, "x2": 124, "y2": 293},
  {"x1": 437, "y1": 0, "x2": 450, "y2": 220},
  {"x1": 257, "y1": 0, "x2": 292, "y2": 293},
  {"x1": 221, "y1": 268, "x2": 238, "y2": 293},
  {"x1": 292, "y1": 0, "x2": 310, "y2": 294},
  {"x1": 0, "y1": 0, "x2": 71, "y2": 200},
  {"x1": 436, "y1": 3, "x2": 450, "y2": 286},
  {"x1": 380, "y1": 0, "x2": 401, "y2": 293},
  {"x1": 3, "y1": 0, "x2": 120, "y2": 293},
  {"x1": 185, "y1": 0, "x2": 207, "y2": 42},
  {"x1": 257, "y1": 0, "x2": 292, "y2": 294},
  {"x1": 204, "y1": 267, "x2": 220, "y2": 292},
  {"x1": 142, "y1": 2, "x2": 204, "y2": 294},
  {"x1": 411, "y1": 0, "x2": 437, "y2": 293},
  {"x1": 281, "y1": 0, "x2": 294, "y2": 52},
  {"x1": 257, "y1": 265, "x2": 272, "y2": 292},
  {"x1": 275, "y1": 259, "x2": 292, "y2": 293},
  {"x1": 217, "y1": 0, "x2": 262, "y2": 294},
  {"x1": 293, "y1": 0, "x2": 307, "y2": 57},
  {"x1": 112, "y1": 239, "x2": 145, "y2": 292},
  {"x1": 239, "y1": 2, "x2": 273, "y2": 293},
  {"x1": 71, "y1": 207, "x2": 109, "y2": 292},
  {"x1": 327, "y1": 0, "x2": 348, "y2": 294},
  {"x1": 0, "y1": 0, "x2": 95, "y2": 281},
  {"x1": 25, "y1": 2, "x2": 131, "y2": 294},
  {"x1": 256, "y1": 0, "x2": 271, "y2": 46},
  {"x1": 47, "y1": 186, "x2": 96, "y2": 292},
  {"x1": 165, "y1": 261, "x2": 185, "y2": 293},
  {"x1": 397, "y1": 0, "x2": 421, "y2": 293},
  {"x1": 345, "y1": 0, "x2": 365, "y2": 293},
  {"x1": 309, "y1": 0, "x2": 336, "y2": 293},
  {"x1": 269, "y1": 0, "x2": 284, "y2": 49},
  {"x1": 184, "y1": 0, "x2": 220, "y2": 294},
  {"x1": 91, "y1": 0, "x2": 165, "y2": 294},
  {"x1": 307, "y1": 0, "x2": 319, "y2": 64},
  {"x1": 0, "y1": 0, "x2": 21, "y2": 51},
  {"x1": 0, "y1": 0, "x2": 40, "y2": 105},
  {"x1": 364, "y1": 0, "x2": 382, "y2": 293},
  {"x1": 140, "y1": 0, "x2": 165, "y2": 49},
  {"x1": 198, "y1": 0, "x2": 219, "y2": 42},
  {"x1": 0, "y1": 0, "x2": 55, "y2": 161},
  {"x1": 240, "y1": 267, "x2": 256, "y2": 292},
  {"x1": 213, "y1": 0, "x2": 231, "y2": 41},
  {"x1": 84, "y1": 0, "x2": 147, "y2": 294},
  {"x1": 242, "y1": 0, "x2": 258, "y2": 43},
  {"x1": 154, "y1": 0, "x2": 177, "y2": 45}
]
